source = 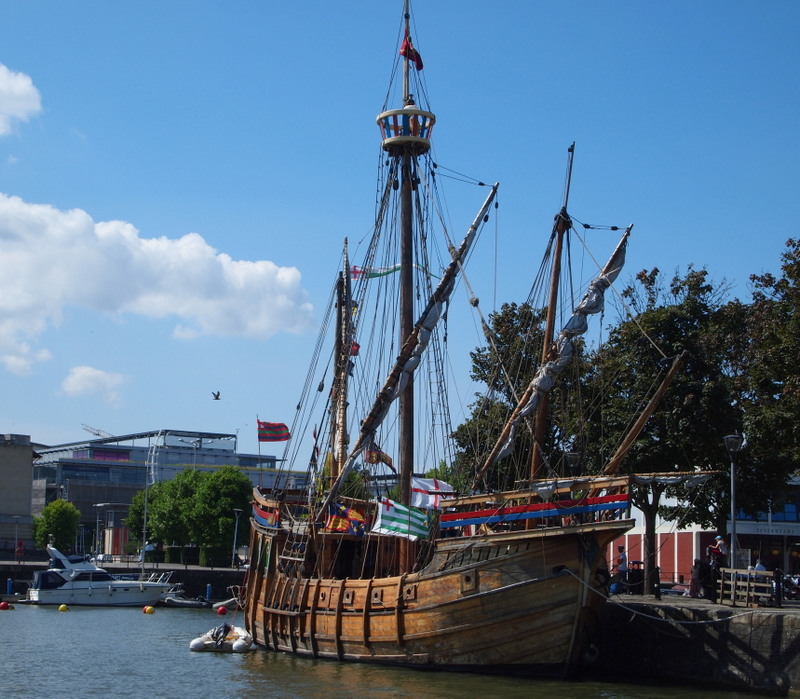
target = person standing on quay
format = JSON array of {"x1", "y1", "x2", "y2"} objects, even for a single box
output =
[{"x1": 614, "y1": 544, "x2": 629, "y2": 592}]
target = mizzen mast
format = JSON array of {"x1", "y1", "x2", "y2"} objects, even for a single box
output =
[{"x1": 531, "y1": 143, "x2": 575, "y2": 480}]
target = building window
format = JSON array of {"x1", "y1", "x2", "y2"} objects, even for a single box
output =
[{"x1": 92, "y1": 449, "x2": 131, "y2": 462}]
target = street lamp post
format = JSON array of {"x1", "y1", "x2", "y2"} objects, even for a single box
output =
[
  {"x1": 94, "y1": 504, "x2": 104, "y2": 557},
  {"x1": 231, "y1": 509, "x2": 242, "y2": 568},
  {"x1": 13, "y1": 515, "x2": 21, "y2": 563},
  {"x1": 723, "y1": 433, "x2": 744, "y2": 570}
]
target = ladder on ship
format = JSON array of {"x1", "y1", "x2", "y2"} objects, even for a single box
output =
[{"x1": 277, "y1": 523, "x2": 310, "y2": 576}]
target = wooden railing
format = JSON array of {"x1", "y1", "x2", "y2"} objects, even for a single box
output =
[{"x1": 717, "y1": 568, "x2": 781, "y2": 608}]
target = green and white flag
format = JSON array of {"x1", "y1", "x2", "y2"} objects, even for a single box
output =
[{"x1": 371, "y1": 498, "x2": 430, "y2": 540}]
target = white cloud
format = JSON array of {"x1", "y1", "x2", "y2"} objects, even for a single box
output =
[
  {"x1": 0, "y1": 64, "x2": 42, "y2": 136},
  {"x1": 0, "y1": 193, "x2": 314, "y2": 374},
  {"x1": 61, "y1": 366, "x2": 128, "y2": 408}
]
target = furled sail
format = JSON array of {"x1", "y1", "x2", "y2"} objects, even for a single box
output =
[{"x1": 473, "y1": 225, "x2": 632, "y2": 488}]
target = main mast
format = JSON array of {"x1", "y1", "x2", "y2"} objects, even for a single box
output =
[
  {"x1": 318, "y1": 7, "x2": 496, "y2": 518},
  {"x1": 376, "y1": 1, "x2": 435, "y2": 508}
]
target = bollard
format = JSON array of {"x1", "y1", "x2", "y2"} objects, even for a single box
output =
[
  {"x1": 6, "y1": 578, "x2": 12, "y2": 595},
  {"x1": 206, "y1": 583, "x2": 212, "y2": 601}
]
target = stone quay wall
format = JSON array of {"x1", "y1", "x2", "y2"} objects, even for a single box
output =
[{"x1": 595, "y1": 597, "x2": 800, "y2": 696}]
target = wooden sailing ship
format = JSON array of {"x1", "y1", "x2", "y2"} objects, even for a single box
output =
[{"x1": 241, "y1": 2, "x2": 663, "y2": 676}]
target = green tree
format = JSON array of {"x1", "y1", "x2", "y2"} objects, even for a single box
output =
[
  {"x1": 737, "y1": 239, "x2": 800, "y2": 514},
  {"x1": 126, "y1": 468, "x2": 251, "y2": 550},
  {"x1": 148, "y1": 469, "x2": 205, "y2": 545},
  {"x1": 453, "y1": 297, "x2": 598, "y2": 490},
  {"x1": 33, "y1": 499, "x2": 81, "y2": 551},
  {"x1": 187, "y1": 466, "x2": 253, "y2": 548},
  {"x1": 585, "y1": 267, "x2": 740, "y2": 587},
  {"x1": 452, "y1": 302, "x2": 550, "y2": 490},
  {"x1": 125, "y1": 481, "x2": 165, "y2": 548},
  {"x1": 468, "y1": 302, "x2": 546, "y2": 403}
]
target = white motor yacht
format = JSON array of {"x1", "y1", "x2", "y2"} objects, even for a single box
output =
[{"x1": 27, "y1": 544, "x2": 173, "y2": 607}]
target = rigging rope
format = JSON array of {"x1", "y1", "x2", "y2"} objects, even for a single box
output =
[
  {"x1": 570, "y1": 217, "x2": 667, "y2": 360},
  {"x1": 565, "y1": 568, "x2": 768, "y2": 626}
]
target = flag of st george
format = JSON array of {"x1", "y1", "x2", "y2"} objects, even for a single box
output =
[{"x1": 411, "y1": 477, "x2": 454, "y2": 509}]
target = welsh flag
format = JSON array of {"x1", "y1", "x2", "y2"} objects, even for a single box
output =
[
  {"x1": 371, "y1": 498, "x2": 429, "y2": 540},
  {"x1": 257, "y1": 420, "x2": 290, "y2": 442}
]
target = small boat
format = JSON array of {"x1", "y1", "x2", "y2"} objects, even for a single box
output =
[
  {"x1": 26, "y1": 543, "x2": 173, "y2": 607},
  {"x1": 189, "y1": 623, "x2": 253, "y2": 653},
  {"x1": 160, "y1": 589, "x2": 212, "y2": 608}
]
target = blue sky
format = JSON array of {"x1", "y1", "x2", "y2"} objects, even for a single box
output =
[{"x1": 0, "y1": 1, "x2": 797, "y2": 455}]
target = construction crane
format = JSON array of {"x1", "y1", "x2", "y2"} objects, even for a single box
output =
[{"x1": 82, "y1": 424, "x2": 114, "y2": 438}]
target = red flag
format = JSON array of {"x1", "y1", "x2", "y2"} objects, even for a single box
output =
[
  {"x1": 258, "y1": 420, "x2": 290, "y2": 442},
  {"x1": 399, "y1": 32, "x2": 423, "y2": 70}
]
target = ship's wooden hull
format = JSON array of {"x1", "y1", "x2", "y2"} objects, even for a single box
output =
[{"x1": 243, "y1": 518, "x2": 631, "y2": 676}]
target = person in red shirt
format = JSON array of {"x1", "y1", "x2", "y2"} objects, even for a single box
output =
[{"x1": 708, "y1": 535, "x2": 728, "y2": 567}]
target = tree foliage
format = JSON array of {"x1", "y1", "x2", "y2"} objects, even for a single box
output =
[
  {"x1": 583, "y1": 267, "x2": 741, "y2": 528},
  {"x1": 125, "y1": 467, "x2": 252, "y2": 549},
  {"x1": 33, "y1": 499, "x2": 81, "y2": 551},
  {"x1": 450, "y1": 238, "x2": 800, "y2": 584},
  {"x1": 738, "y1": 239, "x2": 800, "y2": 509},
  {"x1": 452, "y1": 302, "x2": 552, "y2": 490},
  {"x1": 189, "y1": 467, "x2": 254, "y2": 547}
]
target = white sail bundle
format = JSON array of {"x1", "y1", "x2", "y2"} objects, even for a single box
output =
[{"x1": 490, "y1": 228, "x2": 631, "y2": 467}]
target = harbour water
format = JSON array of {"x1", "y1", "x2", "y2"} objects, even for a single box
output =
[{"x1": 0, "y1": 604, "x2": 754, "y2": 698}]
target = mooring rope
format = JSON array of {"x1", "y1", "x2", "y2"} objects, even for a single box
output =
[{"x1": 566, "y1": 568, "x2": 766, "y2": 625}]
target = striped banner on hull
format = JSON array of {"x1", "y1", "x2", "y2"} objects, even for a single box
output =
[
  {"x1": 252, "y1": 502, "x2": 280, "y2": 529},
  {"x1": 440, "y1": 493, "x2": 629, "y2": 529}
]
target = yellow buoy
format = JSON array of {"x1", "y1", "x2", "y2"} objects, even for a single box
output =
[
  {"x1": 142, "y1": 605, "x2": 155, "y2": 614},
  {"x1": 58, "y1": 604, "x2": 69, "y2": 612}
]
